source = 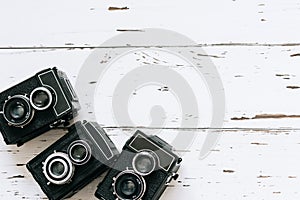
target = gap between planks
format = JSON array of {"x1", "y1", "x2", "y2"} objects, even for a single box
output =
[
  {"x1": 1, "y1": 42, "x2": 300, "y2": 50},
  {"x1": 101, "y1": 126, "x2": 300, "y2": 132}
]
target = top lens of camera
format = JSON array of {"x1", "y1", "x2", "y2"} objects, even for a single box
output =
[
  {"x1": 3, "y1": 95, "x2": 33, "y2": 127},
  {"x1": 113, "y1": 170, "x2": 146, "y2": 200},
  {"x1": 67, "y1": 140, "x2": 91, "y2": 165},
  {"x1": 132, "y1": 151, "x2": 157, "y2": 176},
  {"x1": 29, "y1": 87, "x2": 53, "y2": 110}
]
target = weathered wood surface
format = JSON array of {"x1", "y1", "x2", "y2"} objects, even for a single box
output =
[
  {"x1": 1, "y1": 0, "x2": 300, "y2": 199},
  {"x1": 1, "y1": 0, "x2": 300, "y2": 46},
  {"x1": 1, "y1": 128, "x2": 300, "y2": 199}
]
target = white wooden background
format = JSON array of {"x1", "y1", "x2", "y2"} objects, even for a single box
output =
[{"x1": 1, "y1": 0, "x2": 300, "y2": 199}]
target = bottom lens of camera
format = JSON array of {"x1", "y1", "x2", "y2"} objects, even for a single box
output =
[
  {"x1": 43, "y1": 152, "x2": 74, "y2": 185},
  {"x1": 121, "y1": 179, "x2": 136, "y2": 196},
  {"x1": 113, "y1": 170, "x2": 146, "y2": 200},
  {"x1": 50, "y1": 160, "x2": 66, "y2": 177},
  {"x1": 3, "y1": 95, "x2": 33, "y2": 127}
]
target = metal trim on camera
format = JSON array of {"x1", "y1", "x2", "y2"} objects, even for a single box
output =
[
  {"x1": 129, "y1": 133, "x2": 176, "y2": 172},
  {"x1": 29, "y1": 87, "x2": 54, "y2": 111},
  {"x1": 95, "y1": 130, "x2": 181, "y2": 200},
  {"x1": 27, "y1": 121, "x2": 119, "y2": 200},
  {"x1": 112, "y1": 170, "x2": 146, "y2": 200},
  {"x1": 67, "y1": 140, "x2": 91, "y2": 165},
  {"x1": 38, "y1": 70, "x2": 71, "y2": 117},
  {"x1": 3, "y1": 95, "x2": 34, "y2": 127},
  {"x1": 0, "y1": 67, "x2": 81, "y2": 146},
  {"x1": 42, "y1": 152, "x2": 75, "y2": 185},
  {"x1": 132, "y1": 151, "x2": 158, "y2": 176}
]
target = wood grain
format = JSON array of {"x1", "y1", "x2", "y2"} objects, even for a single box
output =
[
  {"x1": 1, "y1": 0, "x2": 300, "y2": 199},
  {"x1": 1, "y1": 128, "x2": 300, "y2": 199},
  {"x1": 1, "y1": 0, "x2": 300, "y2": 46},
  {"x1": 0, "y1": 46, "x2": 299, "y2": 128}
]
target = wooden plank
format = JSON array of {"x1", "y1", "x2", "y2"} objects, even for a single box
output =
[
  {"x1": 1, "y1": 1, "x2": 300, "y2": 199},
  {"x1": 0, "y1": 46, "x2": 299, "y2": 129},
  {"x1": 1, "y1": 0, "x2": 300, "y2": 46},
  {"x1": 1, "y1": 128, "x2": 300, "y2": 199}
]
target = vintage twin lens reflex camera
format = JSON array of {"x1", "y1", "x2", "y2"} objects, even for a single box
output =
[
  {"x1": 95, "y1": 130, "x2": 182, "y2": 200},
  {"x1": 0, "y1": 67, "x2": 80, "y2": 146},
  {"x1": 26, "y1": 121, "x2": 119, "y2": 200}
]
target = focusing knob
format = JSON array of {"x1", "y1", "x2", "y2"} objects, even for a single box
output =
[{"x1": 166, "y1": 173, "x2": 179, "y2": 184}]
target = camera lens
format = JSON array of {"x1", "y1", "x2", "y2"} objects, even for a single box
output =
[
  {"x1": 50, "y1": 161, "x2": 65, "y2": 177},
  {"x1": 113, "y1": 170, "x2": 146, "y2": 200},
  {"x1": 132, "y1": 151, "x2": 157, "y2": 176},
  {"x1": 43, "y1": 152, "x2": 74, "y2": 185},
  {"x1": 71, "y1": 145, "x2": 86, "y2": 160},
  {"x1": 121, "y1": 179, "x2": 136, "y2": 196},
  {"x1": 3, "y1": 95, "x2": 33, "y2": 127},
  {"x1": 32, "y1": 91, "x2": 49, "y2": 107},
  {"x1": 67, "y1": 140, "x2": 91, "y2": 165},
  {"x1": 30, "y1": 87, "x2": 53, "y2": 110},
  {"x1": 10, "y1": 103, "x2": 25, "y2": 119}
]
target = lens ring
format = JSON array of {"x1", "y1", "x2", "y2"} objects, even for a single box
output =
[
  {"x1": 43, "y1": 152, "x2": 74, "y2": 185},
  {"x1": 29, "y1": 87, "x2": 53, "y2": 110},
  {"x1": 48, "y1": 158, "x2": 68, "y2": 179},
  {"x1": 113, "y1": 170, "x2": 146, "y2": 200},
  {"x1": 3, "y1": 95, "x2": 34, "y2": 127},
  {"x1": 67, "y1": 140, "x2": 91, "y2": 165},
  {"x1": 132, "y1": 151, "x2": 157, "y2": 176}
]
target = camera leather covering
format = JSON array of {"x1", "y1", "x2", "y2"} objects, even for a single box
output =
[
  {"x1": 0, "y1": 75, "x2": 55, "y2": 144},
  {"x1": 26, "y1": 121, "x2": 119, "y2": 200},
  {"x1": 0, "y1": 68, "x2": 80, "y2": 146},
  {"x1": 95, "y1": 130, "x2": 181, "y2": 200},
  {"x1": 96, "y1": 152, "x2": 173, "y2": 200}
]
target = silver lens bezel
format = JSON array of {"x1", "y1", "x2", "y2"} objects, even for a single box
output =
[
  {"x1": 67, "y1": 140, "x2": 91, "y2": 165},
  {"x1": 43, "y1": 152, "x2": 74, "y2": 185},
  {"x1": 29, "y1": 87, "x2": 53, "y2": 111},
  {"x1": 48, "y1": 158, "x2": 68, "y2": 179},
  {"x1": 3, "y1": 95, "x2": 34, "y2": 127},
  {"x1": 113, "y1": 170, "x2": 146, "y2": 200},
  {"x1": 132, "y1": 151, "x2": 157, "y2": 176}
]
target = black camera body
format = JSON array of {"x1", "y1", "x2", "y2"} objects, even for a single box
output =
[
  {"x1": 27, "y1": 121, "x2": 119, "y2": 200},
  {"x1": 0, "y1": 67, "x2": 80, "y2": 146},
  {"x1": 95, "y1": 130, "x2": 182, "y2": 200}
]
